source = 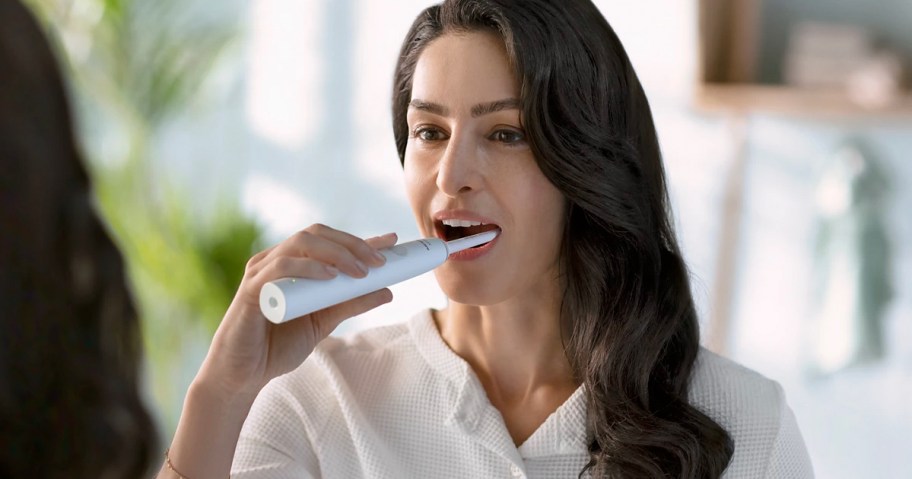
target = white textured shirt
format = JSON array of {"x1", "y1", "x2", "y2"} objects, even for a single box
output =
[{"x1": 232, "y1": 310, "x2": 814, "y2": 478}]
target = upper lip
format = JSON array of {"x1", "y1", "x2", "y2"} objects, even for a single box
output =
[{"x1": 432, "y1": 209, "x2": 500, "y2": 239}]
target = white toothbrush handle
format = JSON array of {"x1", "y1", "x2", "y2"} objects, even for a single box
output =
[{"x1": 259, "y1": 238, "x2": 447, "y2": 323}]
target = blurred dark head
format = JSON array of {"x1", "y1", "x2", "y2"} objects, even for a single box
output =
[{"x1": 0, "y1": 1, "x2": 156, "y2": 477}]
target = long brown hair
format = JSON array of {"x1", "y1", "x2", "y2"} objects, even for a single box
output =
[
  {"x1": 391, "y1": 1, "x2": 734, "y2": 476},
  {"x1": 0, "y1": 1, "x2": 157, "y2": 476}
]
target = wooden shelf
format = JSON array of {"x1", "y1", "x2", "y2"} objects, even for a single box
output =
[
  {"x1": 695, "y1": 0, "x2": 912, "y2": 119},
  {"x1": 695, "y1": 83, "x2": 912, "y2": 119}
]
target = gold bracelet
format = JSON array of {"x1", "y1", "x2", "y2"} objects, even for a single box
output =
[{"x1": 164, "y1": 449, "x2": 189, "y2": 479}]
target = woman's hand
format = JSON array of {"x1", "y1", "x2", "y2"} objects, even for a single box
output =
[
  {"x1": 196, "y1": 224, "x2": 398, "y2": 399},
  {"x1": 161, "y1": 225, "x2": 397, "y2": 478}
]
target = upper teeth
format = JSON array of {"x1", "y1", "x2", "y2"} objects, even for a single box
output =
[{"x1": 442, "y1": 219, "x2": 485, "y2": 227}]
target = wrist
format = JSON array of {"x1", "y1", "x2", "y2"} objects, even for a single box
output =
[
  {"x1": 194, "y1": 322, "x2": 267, "y2": 402},
  {"x1": 166, "y1": 377, "x2": 258, "y2": 478},
  {"x1": 188, "y1": 372, "x2": 260, "y2": 412}
]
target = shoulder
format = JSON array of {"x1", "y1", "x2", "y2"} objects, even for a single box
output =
[
  {"x1": 689, "y1": 348, "x2": 786, "y2": 440},
  {"x1": 689, "y1": 348, "x2": 814, "y2": 478},
  {"x1": 233, "y1": 315, "x2": 428, "y2": 474},
  {"x1": 689, "y1": 347, "x2": 785, "y2": 418},
  {"x1": 317, "y1": 318, "x2": 414, "y2": 359},
  {"x1": 276, "y1": 317, "x2": 419, "y2": 401}
]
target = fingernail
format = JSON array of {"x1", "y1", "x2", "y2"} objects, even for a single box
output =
[
  {"x1": 372, "y1": 250, "x2": 386, "y2": 265},
  {"x1": 355, "y1": 260, "x2": 369, "y2": 274},
  {"x1": 324, "y1": 265, "x2": 339, "y2": 276}
]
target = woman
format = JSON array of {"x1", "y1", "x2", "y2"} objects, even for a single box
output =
[
  {"x1": 0, "y1": 1, "x2": 157, "y2": 476},
  {"x1": 217, "y1": 0, "x2": 813, "y2": 477}
]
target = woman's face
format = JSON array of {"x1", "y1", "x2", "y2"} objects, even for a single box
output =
[{"x1": 404, "y1": 31, "x2": 566, "y2": 306}]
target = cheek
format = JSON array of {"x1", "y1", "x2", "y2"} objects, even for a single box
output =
[
  {"x1": 515, "y1": 177, "x2": 566, "y2": 252},
  {"x1": 512, "y1": 166, "x2": 565, "y2": 224}
]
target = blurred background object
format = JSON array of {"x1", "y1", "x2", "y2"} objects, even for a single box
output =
[
  {"x1": 810, "y1": 142, "x2": 892, "y2": 376},
  {"x1": 21, "y1": 0, "x2": 912, "y2": 477},
  {"x1": 782, "y1": 22, "x2": 906, "y2": 110},
  {"x1": 783, "y1": 22, "x2": 876, "y2": 89}
]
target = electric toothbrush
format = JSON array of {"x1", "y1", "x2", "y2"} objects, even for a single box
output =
[{"x1": 259, "y1": 229, "x2": 499, "y2": 323}]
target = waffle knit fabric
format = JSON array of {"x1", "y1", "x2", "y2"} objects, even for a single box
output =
[{"x1": 232, "y1": 310, "x2": 813, "y2": 478}]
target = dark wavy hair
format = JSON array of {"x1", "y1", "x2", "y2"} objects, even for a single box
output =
[
  {"x1": 0, "y1": 1, "x2": 157, "y2": 477},
  {"x1": 392, "y1": 0, "x2": 734, "y2": 476}
]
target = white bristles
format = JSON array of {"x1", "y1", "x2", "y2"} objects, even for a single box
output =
[{"x1": 444, "y1": 229, "x2": 500, "y2": 254}]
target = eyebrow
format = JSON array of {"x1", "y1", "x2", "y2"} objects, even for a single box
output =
[{"x1": 409, "y1": 98, "x2": 521, "y2": 118}]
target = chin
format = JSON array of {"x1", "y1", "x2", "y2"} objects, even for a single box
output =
[{"x1": 434, "y1": 270, "x2": 506, "y2": 306}]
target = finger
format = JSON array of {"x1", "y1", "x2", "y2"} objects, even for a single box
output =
[
  {"x1": 306, "y1": 224, "x2": 388, "y2": 269},
  {"x1": 273, "y1": 230, "x2": 370, "y2": 278},
  {"x1": 365, "y1": 232, "x2": 398, "y2": 250},
  {"x1": 256, "y1": 256, "x2": 339, "y2": 284},
  {"x1": 243, "y1": 244, "x2": 279, "y2": 278},
  {"x1": 310, "y1": 288, "x2": 393, "y2": 337}
]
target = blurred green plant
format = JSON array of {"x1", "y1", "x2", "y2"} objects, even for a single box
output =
[{"x1": 25, "y1": 0, "x2": 261, "y2": 435}]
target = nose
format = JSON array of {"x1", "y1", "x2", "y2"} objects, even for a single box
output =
[{"x1": 436, "y1": 130, "x2": 481, "y2": 197}]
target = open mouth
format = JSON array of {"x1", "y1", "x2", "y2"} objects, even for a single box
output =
[{"x1": 435, "y1": 219, "x2": 500, "y2": 247}]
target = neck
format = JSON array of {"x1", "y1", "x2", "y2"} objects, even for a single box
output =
[
  {"x1": 433, "y1": 289, "x2": 577, "y2": 405},
  {"x1": 432, "y1": 267, "x2": 582, "y2": 446}
]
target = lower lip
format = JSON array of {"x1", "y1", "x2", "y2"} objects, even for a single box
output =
[{"x1": 447, "y1": 233, "x2": 500, "y2": 262}]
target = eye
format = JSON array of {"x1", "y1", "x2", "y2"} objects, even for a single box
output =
[
  {"x1": 490, "y1": 128, "x2": 525, "y2": 145},
  {"x1": 412, "y1": 126, "x2": 447, "y2": 142}
]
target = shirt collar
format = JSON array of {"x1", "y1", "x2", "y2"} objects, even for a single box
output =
[{"x1": 408, "y1": 309, "x2": 589, "y2": 459}]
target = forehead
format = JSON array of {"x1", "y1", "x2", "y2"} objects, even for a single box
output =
[{"x1": 411, "y1": 31, "x2": 519, "y2": 108}]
